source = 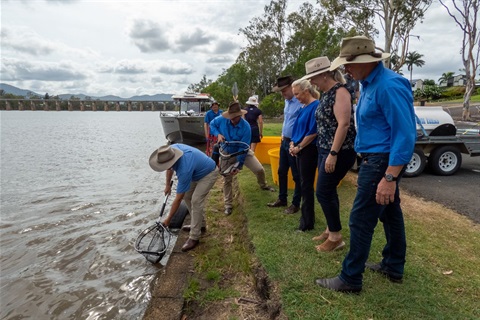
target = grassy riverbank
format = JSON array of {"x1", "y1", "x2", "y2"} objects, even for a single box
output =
[{"x1": 180, "y1": 122, "x2": 480, "y2": 319}]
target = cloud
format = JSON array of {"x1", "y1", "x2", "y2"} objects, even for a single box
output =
[
  {"x1": 175, "y1": 28, "x2": 212, "y2": 51},
  {"x1": 1, "y1": 58, "x2": 87, "y2": 81},
  {"x1": 1, "y1": 27, "x2": 55, "y2": 56},
  {"x1": 206, "y1": 55, "x2": 235, "y2": 64},
  {"x1": 128, "y1": 19, "x2": 170, "y2": 53},
  {"x1": 114, "y1": 60, "x2": 146, "y2": 74},
  {"x1": 213, "y1": 39, "x2": 239, "y2": 55},
  {"x1": 156, "y1": 61, "x2": 194, "y2": 75}
]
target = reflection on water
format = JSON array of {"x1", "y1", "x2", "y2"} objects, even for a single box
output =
[{"x1": 0, "y1": 111, "x2": 177, "y2": 319}]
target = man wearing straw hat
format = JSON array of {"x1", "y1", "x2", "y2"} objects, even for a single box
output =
[
  {"x1": 315, "y1": 36, "x2": 416, "y2": 293},
  {"x1": 210, "y1": 101, "x2": 275, "y2": 216},
  {"x1": 149, "y1": 144, "x2": 218, "y2": 252}
]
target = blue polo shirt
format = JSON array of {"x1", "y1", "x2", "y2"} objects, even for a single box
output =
[
  {"x1": 209, "y1": 116, "x2": 251, "y2": 167},
  {"x1": 291, "y1": 100, "x2": 319, "y2": 146},
  {"x1": 171, "y1": 144, "x2": 216, "y2": 194},
  {"x1": 282, "y1": 96, "x2": 302, "y2": 139},
  {"x1": 204, "y1": 109, "x2": 223, "y2": 124},
  {"x1": 355, "y1": 63, "x2": 416, "y2": 166}
]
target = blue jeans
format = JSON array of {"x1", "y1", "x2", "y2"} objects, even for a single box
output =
[
  {"x1": 340, "y1": 153, "x2": 406, "y2": 287},
  {"x1": 278, "y1": 138, "x2": 301, "y2": 206},
  {"x1": 316, "y1": 148, "x2": 357, "y2": 232},
  {"x1": 297, "y1": 143, "x2": 318, "y2": 230}
]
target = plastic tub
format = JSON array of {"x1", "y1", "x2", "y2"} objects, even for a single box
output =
[{"x1": 254, "y1": 136, "x2": 281, "y2": 164}]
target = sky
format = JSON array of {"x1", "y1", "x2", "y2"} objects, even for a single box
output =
[{"x1": 1, "y1": 0, "x2": 466, "y2": 98}]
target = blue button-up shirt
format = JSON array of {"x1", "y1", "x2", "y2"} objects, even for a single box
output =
[
  {"x1": 282, "y1": 96, "x2": 302, "y2": 139},
  {"x1": 171, "y1": 144, "x2": 216, "y2": 194},
  {"x1": 355, "y1": 63, "x2": 416, "y2": 166},
  {"x1": 204, "y1": 109, "x2": 223, "y2": 124},
  {"x1": 209, "y1": 116, "x2": 251, "y2": 168}
]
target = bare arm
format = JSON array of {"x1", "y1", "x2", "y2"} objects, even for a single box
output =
[{"x1": 258, "y1": 115, "x2": 263, "y2": 137}]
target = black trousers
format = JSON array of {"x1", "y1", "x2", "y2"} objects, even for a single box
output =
[{"x1": 296, "y1": 143, "x2": 318, "y2": 231}]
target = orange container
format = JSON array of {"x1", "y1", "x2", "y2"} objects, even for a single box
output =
[{"x1": 254, "y1": 136, "x2": 281, "y2": 164}]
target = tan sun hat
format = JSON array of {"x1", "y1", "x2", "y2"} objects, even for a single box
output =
[
  {"x1": 301, "y1": 56, "x2": 331, "y2": 80},
  {"x1": 149, "y1": 145, "x2": 183, "y2": 172},
  {"x1": 222, "y1": 101, "x2": 247, "y2": 119},
  {"x1": 330, "y1": 35, "x2": 391, "y2": 70}
]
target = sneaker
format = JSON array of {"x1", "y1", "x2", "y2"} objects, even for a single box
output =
[
  {"x1": 284, "y1": 204, "x2": 300, "y2": 214},
  {"x1": 224, "y1": 208, "x2": 233, "y2": 216}
]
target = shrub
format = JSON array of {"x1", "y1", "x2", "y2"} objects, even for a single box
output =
[
  {"x1": 414, "y1": 85, "x2": 441, "y2": 101},
  {"x1": 259, "y1": 93, "x2": 285, "y2": 118}
]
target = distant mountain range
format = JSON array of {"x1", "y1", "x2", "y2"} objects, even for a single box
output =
[{"x1": 0, "y1": 83, "x2": 174, "y2": 101}]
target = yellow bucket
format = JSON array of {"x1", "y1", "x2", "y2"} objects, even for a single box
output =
[
  {"x1": 268, "y1": 147, "x2": 322, "y2": 190},
  {"x1": 254, "y1": 136, "x2": 281, "y2": 164}
]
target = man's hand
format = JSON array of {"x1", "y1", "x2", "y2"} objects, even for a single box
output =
[
  {"x1": 376, "y1": 179, "x2": 396, "y2": 205},
  {"x1": 217, "y1": 134, "x2": 225, "y2": 143}
]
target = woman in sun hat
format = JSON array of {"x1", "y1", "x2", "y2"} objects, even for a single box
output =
[
  {"x1": 301, "y1": 56, "x2": 357, "y2": 252},
  {"x1": 243, "y1": 95, "x2": 263, "y2": 151}
]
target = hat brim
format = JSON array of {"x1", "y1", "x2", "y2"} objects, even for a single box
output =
[
  {"x1": 272, "y1": 84, "x2": 290, "y2": 93},
  {"x1": 222, "y1": 109, "x2": 247, "y2": 119},
  {"x1": 330, "y1": 52, "x2": 391, "y2": 71},
  {"x1": 300, "y1": 66, "x2": 330, "y2": 81},
  {"x1": 245, "y1": 101, "x2": 259, "y2": 106},
  {"x1": 149, "y1": 147, "x2": 183, "y2": 172}
]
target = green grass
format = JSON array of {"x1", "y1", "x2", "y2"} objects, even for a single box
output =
[
  {"x1": 262, "y1": 120, "x2": 283, "y2": 136},
  {"x1": 237, "y1": 167, "x2": 480, "y2": 319}
]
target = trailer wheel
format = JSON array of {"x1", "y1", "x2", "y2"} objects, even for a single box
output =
[
  {"x1": 428, "y1": 146, "x2": 462, "y2": 176},
  {"x1": 404, "y1": 148, "x2": 426, "y2": 177}
]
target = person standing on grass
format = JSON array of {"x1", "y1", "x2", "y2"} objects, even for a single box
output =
[
  {"x1": 289, "y1": 79, "x2": 319, "y2": 232},
  {"x1": 243, "y1": 95, "x2": 263, "y2": 152},
  {"x1": 267, "y1": 76, "x2": 302, "y2": 215},
  {"x1": 149, "y1": 144, "x2": 219, "y2": 252},
  {"x1": 204, "y1": 101, "x2": 223, "y2": 157},
  {"x1": 209, "y1": 101, "x2": 275, "y2": 216},
  {"x1": 315, "y1": 36, "x2": 416, "y2": 293},
  {"x1": 300, "y1": 56, "x2": 357, "y2": 252}
]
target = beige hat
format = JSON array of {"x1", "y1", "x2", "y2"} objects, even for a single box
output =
[
  {"x1": 301, "y1": 56, "x2": 331, "y2": 80},
  {"x1": 149, "y1": 145, "x2": 183, "y2": 172},
  {"x1": 272, "y1": 75, "x2": 295, "y2": 92},
  {"x1": 245, "y1": 95, "x2": 259, "y2": 106},
  {"x1": 330, "y1": 36, "x2": 391, "y2": 70},
  {"x1": 222, "y1": 101, "x2": 247, "y2": 119}
]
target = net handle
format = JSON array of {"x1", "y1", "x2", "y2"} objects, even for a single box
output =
[
  {"x1": 159, "y1": 180, "x2": 174, "y2": 219},
  {"x1": 219, "y1": 140, "x2": 250, "y2": 159}
]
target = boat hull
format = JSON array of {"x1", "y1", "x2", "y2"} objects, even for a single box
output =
[{"x1": 160, "y1": 115, "x2": 205, "y2": 145}]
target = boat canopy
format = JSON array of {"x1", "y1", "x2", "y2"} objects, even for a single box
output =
[{"x1": 171, "y1": 92, "x2": 213, "y2": 114}]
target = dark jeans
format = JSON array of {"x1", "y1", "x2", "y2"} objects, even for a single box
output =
[
  {"x1": 296, "y1": 143, "x2": 318, "y2": 231},
  {"x1": 316, "y1": 148, "x2": 357, "y2": 232},
  {"x1": 278, "y1": 138, "x2": 301, "y2": 207},
  {"x1": 340, "y1": 153, "x2": 406, "y2": 287}
]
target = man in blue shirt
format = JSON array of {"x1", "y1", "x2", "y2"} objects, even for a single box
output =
[
  {"x1": 315, "y1": 36, "x2": 416, "y2": 293},
  {"x1": 210, "y1": 101, "x2": 275, "y2": 215},
  {"x1": 204, "y1": 101, "x2": 223, "y2": 156},
  {"x1": 267, "y1": 76, "x2": 303, "y2": 214},
  {"x1": 149, "y1": 144, "x2": 218, "y2": 252}
]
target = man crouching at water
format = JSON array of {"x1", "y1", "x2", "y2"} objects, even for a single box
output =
[{"x1": 149, "y1": 144, "x2": 218, "y2": 252}]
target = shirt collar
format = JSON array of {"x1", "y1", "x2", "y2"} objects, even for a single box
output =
[{"x1": 361, "y1": 62, "x2": 383, "y2": 87}]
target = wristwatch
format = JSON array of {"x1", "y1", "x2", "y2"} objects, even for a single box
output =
[
  {"x1": 329, "y1": 150, "x2": 338, "y2": 156},
  {"x1": 384, "y1": 173, "x2": 398, "y2": 182}
]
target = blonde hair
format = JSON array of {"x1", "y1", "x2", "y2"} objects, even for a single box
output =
[{"x1": 292, "y1": 79, "x2": 320, "y2": 100}]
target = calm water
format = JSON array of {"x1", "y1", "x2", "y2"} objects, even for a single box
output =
[{"x1": 0, "y1": 111, "x2": 176, "y2": 319}]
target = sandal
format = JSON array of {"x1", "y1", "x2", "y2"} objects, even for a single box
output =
[
  {"x1": 312, "y1": 232, "x2": 329, "y2": 242},
  {"x1": 316, "y1": 238, "x2": 345, "y2": 252}
]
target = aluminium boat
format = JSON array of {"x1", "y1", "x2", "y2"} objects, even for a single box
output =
[{"x1": 159, "y1": 92, "x2": 213, "y2": 145}]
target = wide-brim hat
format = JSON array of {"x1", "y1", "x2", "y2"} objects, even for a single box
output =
[
  {"x1": 301, "y1": 56, "x2": 331, "y2": 80},
  {"x1": 149, "y1": 145, "x2": 183, "y2": 172},
  {"x1": 222, "y1": 101, "x2": 247, "y2": 119},
  {"x1": 245, "y1": 95, "x2": 259, "y2": 106},
  {"x1": 272, "y1": 75, "x2": 295, "y2": 92},
  {"x1": 210, "y1": 101, "x2": 219, "y2": 107},
  {"x1": 330, "y1": 36, "x2": 391, "y2": 70}
]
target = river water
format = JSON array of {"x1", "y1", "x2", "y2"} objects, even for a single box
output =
[{"x1": 0, "y1": 111, "x2": 176, "y2": 319}]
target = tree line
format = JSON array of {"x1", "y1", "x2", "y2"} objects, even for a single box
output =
[{"x1": 188, "y1": 0, "x2": 479, "y2": 119}]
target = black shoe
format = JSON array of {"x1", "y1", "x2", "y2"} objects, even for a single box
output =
[
  {"x1": 284, "y1": 204, "x2": 300, "y2": 214},
  {"x1": 181, "y1": 238, "x2": 199, "y2": 252},
  {"x1": 315, "y1": 276, "x2": 362, "y2": 294},
  {"x1": 267, "y1": 199, "x2": 287, "y2": 207},
  {"x1": 261, "y1": 185, "x2": 276, "y2": 192},
  {"x1": 181, "y1": 225, "x2": 207, "y2": 233},
  {"x1": 224, "y1": 208, "x2": 233, "y2": 216},
  {"x1": 365, "y1": 262, "x2": 403, "y2": 283}
]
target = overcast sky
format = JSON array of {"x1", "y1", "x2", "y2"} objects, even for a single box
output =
[{"x1": 1, "y1": 0, "x2": 465, "y2": 98}]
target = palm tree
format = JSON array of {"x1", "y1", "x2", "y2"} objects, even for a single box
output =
[
  {"x1": 438, "y1": 72, "x2": 454, "y2": 86},
  {"x1": 405, "y1": 51, "x2": 425, "y2": 84}
]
